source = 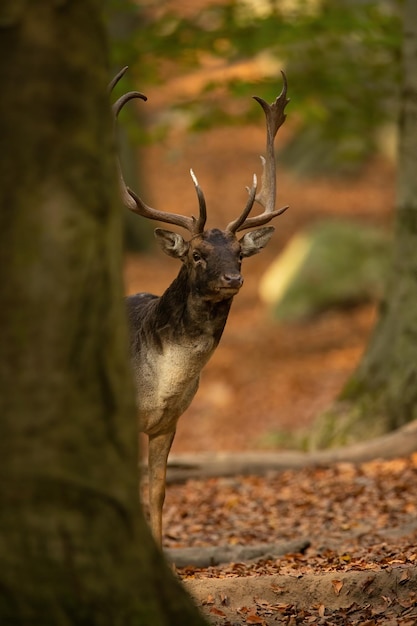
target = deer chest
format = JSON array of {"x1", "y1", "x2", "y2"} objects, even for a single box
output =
[{"x1": 132, "y1": 338, "x2": 215, "y2": 435}]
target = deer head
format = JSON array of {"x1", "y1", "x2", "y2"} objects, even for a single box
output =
[{"x1": 111, "y1": 67, "x2": 289, "y2": 304}]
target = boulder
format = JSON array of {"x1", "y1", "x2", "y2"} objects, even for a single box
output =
[{"x1": 259, "y1": 219, "x2": 390, "y2": 321}]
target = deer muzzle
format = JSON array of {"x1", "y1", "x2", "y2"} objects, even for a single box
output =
[{"x1": 220, "y1": 273, "x2": 244, "y2": 291}]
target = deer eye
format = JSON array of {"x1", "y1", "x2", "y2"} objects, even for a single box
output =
[{"x1": 192, "y1": 251, "x2": 202, "y2": 263}]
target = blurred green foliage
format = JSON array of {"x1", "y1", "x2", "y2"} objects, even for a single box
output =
[
  {"x1": 267, "y1": 219, "x2": 390, "y2": 321},
  {"x1": 104, "y1": 0, "x2": 403, "y2": 173}
]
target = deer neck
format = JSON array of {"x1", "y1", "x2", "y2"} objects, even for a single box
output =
[{"x1": 157, "y1": 264, "x2": 233, "y2": 347}]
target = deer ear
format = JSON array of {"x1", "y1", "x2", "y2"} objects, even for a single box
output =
[
  {"x1": 154, "y1": 228, "x2": 189, "y2": 259},
  {"x1": 239, "y1": 226, "x2": 275, "y2": 258}
]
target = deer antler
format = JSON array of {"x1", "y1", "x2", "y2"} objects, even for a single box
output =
[
  {"x1": 110, "y1": 67, "x2": 207, "y2": 235},
  {"x1": 227, "y1": 71, "x2": 290, "y2": 233}
]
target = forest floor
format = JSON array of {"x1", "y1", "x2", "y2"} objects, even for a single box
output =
[{"x1": 123, "y1": 122, "x2": 417, "y2": 624}]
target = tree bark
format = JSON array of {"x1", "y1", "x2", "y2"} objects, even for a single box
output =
[
  {"x1": 312, "y1": 0, "x2": 417, "y2": 448},
  {"x1": 0, "y1": 2, "x2": 206, "y2": 624}
]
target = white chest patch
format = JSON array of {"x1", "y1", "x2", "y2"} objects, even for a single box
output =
[{"x1": 134, "y1": 337, "x2": 215, "y2": 435}]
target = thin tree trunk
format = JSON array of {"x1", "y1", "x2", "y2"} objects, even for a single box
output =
[
  {"x1": 0, "y1": 2, "x2": 206, "y2": 624},
  {"x1": 313, "y1": 0, "x2": 417, "y2": 448}
]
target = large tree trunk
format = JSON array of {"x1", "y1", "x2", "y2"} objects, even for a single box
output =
[
  {"x1": 312, "y1": 0, "x2": 417, "y2": 448},
  {"x1": 0, "y1": 2, "x2": 206, "y2": 624}
]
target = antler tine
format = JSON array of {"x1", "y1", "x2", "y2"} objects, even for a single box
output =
[
  {"x1": 190, "y1": 169, "x2": 207, "y2": 233},
  {"x1": 225, "y1": 174, "x2": 258, "y2": 233},
  {"x1": 108, "y1": 65, "x2": 129, "y2": 94},
  {"x1": 227, "y1": 71, "x2": 290, "y2": 234},
  {"x1": 111, "y1": 68, "x2": 203, "y2": 235}
]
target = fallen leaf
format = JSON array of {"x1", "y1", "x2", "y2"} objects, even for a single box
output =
[
  {"x1": 332, "y1": 579, "x2": 343, "y2": 596},
  {"x1": 361, "y1": 576, "x2": 376, "y2": 592},
  {"x1": 220, "y1": 592, "x2": 229, "y2": 606},
  {"x1": 237, "y1": 606, "x2": 251, "y2": 615},
  {"x1": 209, "y1": 606, "x2": 226, "y2": 617},
  {"x1": 202, "y1": 594, "x2": 215, "y2": 606},
  {"x1": 246, "y1": 613, "x2": 266, "y2": 625},
  {"x1": 399, "y1": 569, "x2": 410, "y2": 584}
]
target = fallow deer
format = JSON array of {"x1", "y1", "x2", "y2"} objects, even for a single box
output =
[{"x1": 111, "y1": 67, "x2": 290, "y2": 546}]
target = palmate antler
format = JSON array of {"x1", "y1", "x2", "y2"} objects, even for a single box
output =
[
  {"x1": 226, "y1": 71, "x2": 290, "y2": 233},
  {"x1": 110, "y1": 67, "x2": 289, "y2": 236}
]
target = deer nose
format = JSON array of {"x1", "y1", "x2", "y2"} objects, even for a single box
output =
[{"x1": 222, "y1": 273, "x2": 244, "y2": 289}]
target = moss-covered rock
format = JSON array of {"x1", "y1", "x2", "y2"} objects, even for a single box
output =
[{"x1": 260, "y1": 219, "x2": 390, "y2": 321}]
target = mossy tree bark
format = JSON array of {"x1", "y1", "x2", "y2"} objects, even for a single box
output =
[
  {"x1": 313, "y1": 0, "x2": 417, "y2": 449},
  {"x1": 0, "y1": 2, "x2": 206, "y2": 624}
]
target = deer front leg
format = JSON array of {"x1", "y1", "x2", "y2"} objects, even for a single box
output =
[{"x1": 147, "y1": 430, "x2": 176, "y2": 547}]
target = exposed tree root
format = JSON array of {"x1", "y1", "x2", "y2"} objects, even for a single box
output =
[
  {"x1": 165, "y1": 538, "x2": 310, "y2": 568},
  {"x1": 164, "y1": 420, "x2": 417, "y2": 484}
]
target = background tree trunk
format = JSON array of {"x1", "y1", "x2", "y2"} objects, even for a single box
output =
[
  {"x1": 0, "y1": 1, "x2": 206, "y2": 623},
  {"x1": 312, "y1": 0, "x2": 417, "y2": 448}
]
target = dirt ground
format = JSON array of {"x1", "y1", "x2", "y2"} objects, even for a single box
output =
[
  {"x1": 171, "y1": 458, "x2": 417, "y2": 625},
  {"x1": 122, "y1": 124, "x2": 417, "y2": 624}
]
